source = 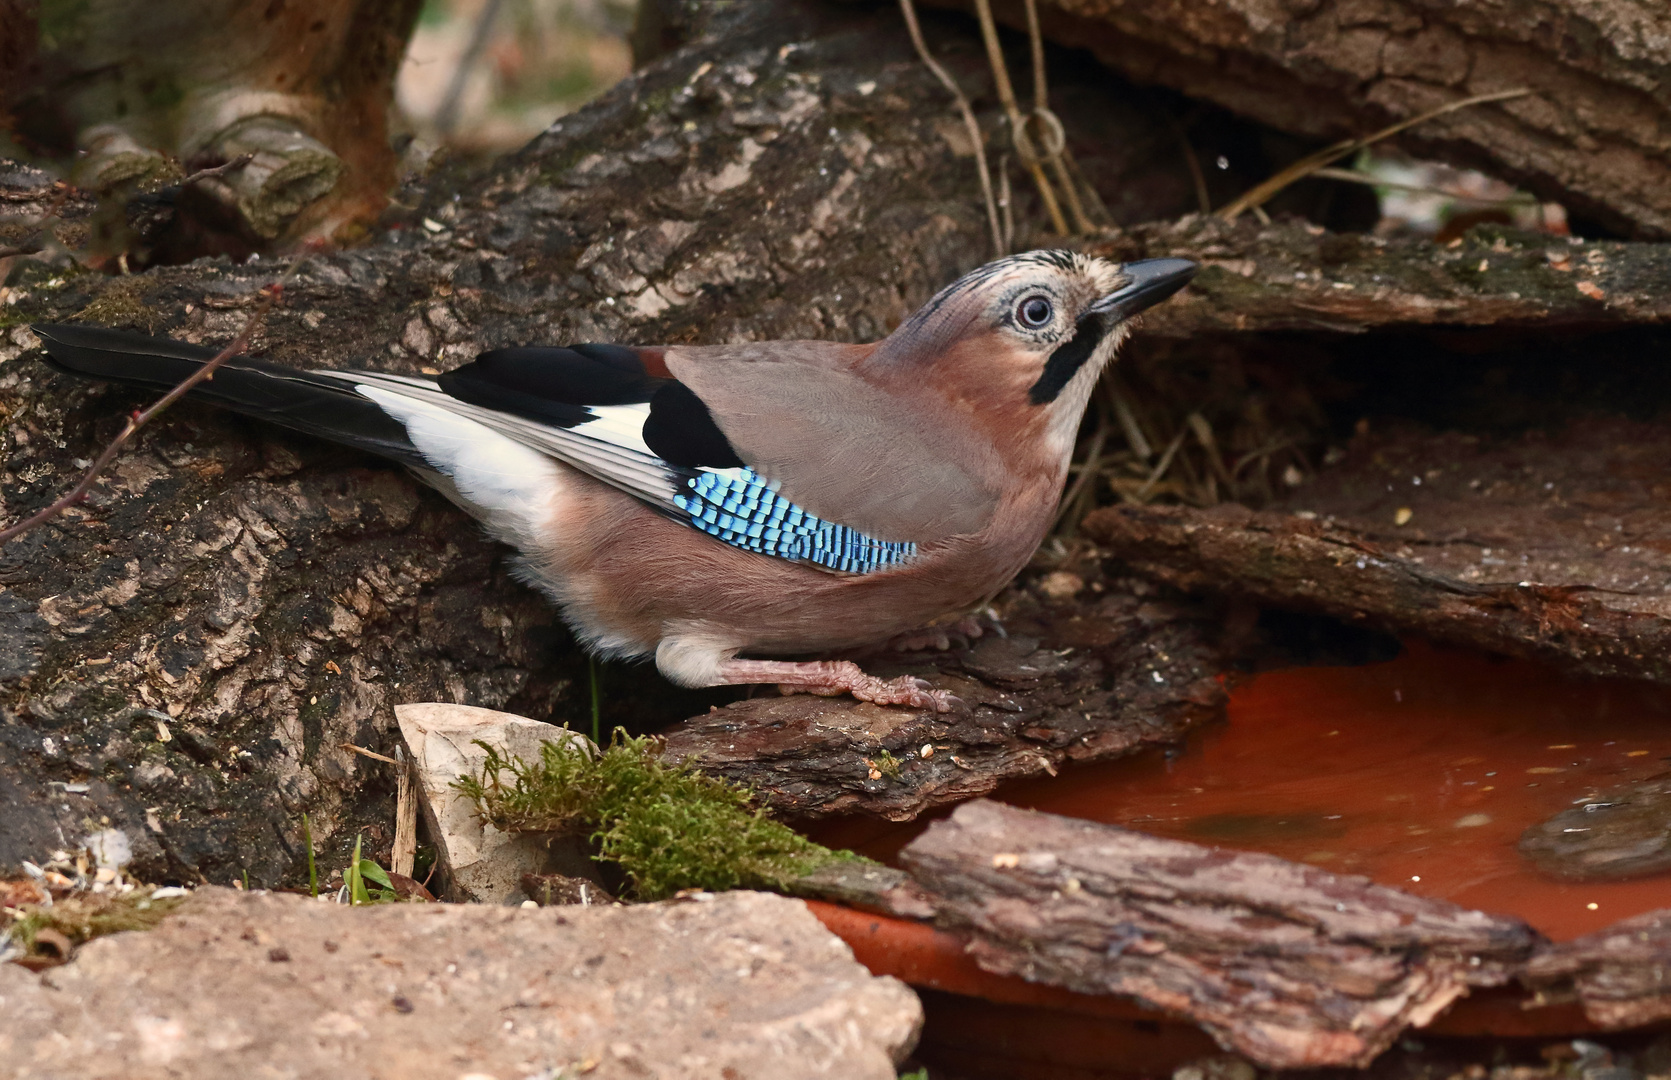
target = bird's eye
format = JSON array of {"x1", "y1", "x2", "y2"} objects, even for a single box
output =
[{"x1": 1016, "y1": 295, "x2": 1054, "y2": 329}]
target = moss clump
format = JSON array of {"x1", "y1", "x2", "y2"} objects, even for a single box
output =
[
  {"x1": 867, "y1": 748, "x2": 902, "y2": 781},
  {"x1": 454, "y1": 730, "x2": 867, "y2": 900},
  {"x1": 7, "y1": 888, "x2": 185, "y2": 957},
  {"x1": 75, "y1": 278, "x2": 160, "y2": 331}
]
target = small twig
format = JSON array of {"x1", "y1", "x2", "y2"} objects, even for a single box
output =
[
  {"x1": 1105, "y1": 377, "x2": 1153, "y2": 461},
  {"x1": 1021, "y1": 0, "x2": 1093, "y2": 234},
  {"x1": 1135, "y1": 422, "x2": 1192, "y2": 502},
  {"x1": 997, "y1": 150, "x2": 1015, "y2": 252},
  {"x1": 0, "y1": 254, "x2": 307, "y2": 547},
  {"x1": 1218, "y1": 87, "x2": 1532, "y2": 222},
  {"x1": 1163, "y1": 109, "x2": 1212, "y2": 216},
  {"x1": 899, "y1": 0, "x2": 1004, "y2": 256},
  {"x1": 341, "y1": 743, "x2": 400, "y2": 766},
  {"x1": 179, "y1": 153, "x2": 254, "y2": 187},
  {"x1": 391, "y1": 745, "x2": 417, "y2": 880},
  {"x1": 1062, "y1": 149, "x2": 1113, "y2": 227},
  {"x1": 1187, "y1": 413, "x2": 1236, "y2": 492},
  {"x1": 1308, "y1": 166, "x2": 1540, "y2": 206}
]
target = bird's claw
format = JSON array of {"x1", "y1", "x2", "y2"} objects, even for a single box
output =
[{"x1": 776, "y1": 667, "x2": 958, "y2": 713}]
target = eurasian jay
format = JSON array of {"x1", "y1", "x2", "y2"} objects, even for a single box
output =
[{"x1": 34, "y1": 251, "x2": 1195, "y2": 711}]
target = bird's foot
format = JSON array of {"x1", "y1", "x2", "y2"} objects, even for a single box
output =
[{"x1": 712, "y1": 658, "x2": 957, "y2": 713}]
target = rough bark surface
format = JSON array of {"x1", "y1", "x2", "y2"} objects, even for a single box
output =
[
  {"x1": 952, "y1": 0, "x2": 1671, "y2": 238},
  {"x1": 0, "y1": 886, "x2": 923, "y2": 1080},
  {"x1": 1525, "y1": 908, "x2": 1671, "y2": 1030},
  {"x1": 0, "y1": 0, "x2": 1227, "y2": 884},
  {"x1": 1100, "y1": 215, "x2": 1671, "y2": 338},
  {"x1": 899, "y1": 800, "x2": 1542, "y2": 1069},
  {"x1": 1082, "y1": 414, "x2": 1671, "y2": 685},
  {"x1": 664, "y1": 567, "x2": 1226, "y2": 821}
]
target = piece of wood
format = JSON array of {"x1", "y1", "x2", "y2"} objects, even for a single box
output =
[
  {"x1": 900, "y1": 800, "x2": 1541, "y2": 1069},
  {"x1": 1082, "y1": 414, "x2": 1671, "y2": 687},
  {"x1": 663, "y1": 568, "x2": 1225, "y2": 820},
  {"x1": 1098, "y1": 215, "x2": 1671, "y2": 339},
  {"x1": 1525, "y1": 909, "x2": 1671, "y2": 1029},
  {"x1": 390, "y1": 747, "x2": 417, "y2": 880}
]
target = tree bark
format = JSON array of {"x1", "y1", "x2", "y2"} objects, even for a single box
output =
[
  {"x1": 1526, "y1": 909, "x2": 1671, "y2": 1030},
  {"x1": 664, "y1": 568, "x2": 1227, "y2": 821},
  {"x1": 900, "y1": 799, "x2": 1542, "y2": 1069},
  {"x1": 1081, "y1": 408, "x2": 1671, "y2": 686},
  {"x1": 953, "y1": 0, "x2": 1671, "y2": 239},
  {"x1": 1099, "y1": 215, "x2": 1671, "y2": 338}
]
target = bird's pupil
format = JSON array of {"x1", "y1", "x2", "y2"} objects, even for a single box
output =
[{"x1": 1021, "y1": 297, "x2": 1051, "y2": 327}]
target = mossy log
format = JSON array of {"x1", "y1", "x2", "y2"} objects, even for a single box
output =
[{"x1": 1102, "y1": 215, "x2": 1671, "y2": 338}]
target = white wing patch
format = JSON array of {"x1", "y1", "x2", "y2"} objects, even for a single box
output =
[
  {"x1": 331, "y1": 371, "x2": 681, "y2": 513},
  {"x1": 354, "y1": 384, "x2": 562, "y2": 550}
]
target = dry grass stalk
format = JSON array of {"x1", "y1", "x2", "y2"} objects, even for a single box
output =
[{"x1": 1218, "y1": 87, "x2": 1532, "y2": 222}]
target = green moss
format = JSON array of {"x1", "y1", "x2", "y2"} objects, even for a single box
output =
[
  {"x1": 8, "y1": 888, "x2": 184, "y2": 957},
  {"x1": 455, "y1": 730, "x2": 868, "y2": 900},
  {"x1": 75, "y1": 278, "x2": 160, "y2": 331}
]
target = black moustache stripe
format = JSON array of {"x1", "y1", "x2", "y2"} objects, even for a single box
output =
[{"x1": 1029, "y1": 315, "x2": 1105, "y2": 405}]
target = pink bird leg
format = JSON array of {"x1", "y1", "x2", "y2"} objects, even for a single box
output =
[{"x1": 713, "y1": 659, "x2": 958, "y2": 713}]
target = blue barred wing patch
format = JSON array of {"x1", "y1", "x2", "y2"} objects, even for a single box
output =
[{"x1": 672, "y1": 467, "x2": 916, "y2": 574}]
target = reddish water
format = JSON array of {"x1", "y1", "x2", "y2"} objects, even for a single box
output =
[{"x1": 822, "y1": 641, "x2": 1671, "y2": 941}]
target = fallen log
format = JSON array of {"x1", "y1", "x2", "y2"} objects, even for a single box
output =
[
  {"x1": 1099, "y1": 214, "x2": 1671, "y2": 338},
  {"x1": 664, "y1": 568, "x2": 1226, "y2": 820},
  {"x1": 1082, "y1": 413, "x2": 1671, "y2": 686},
  {"x1": 952, "y1": 0, "x2": 1671, "y2": 239},
  {"x1": 900, "y1": 799, "x2": 1542, "y2": 1069}
]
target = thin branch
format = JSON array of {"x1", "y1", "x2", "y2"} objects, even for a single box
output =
[
  {"x1": 179, "y1": 153, "x2": 254, "y2": 187},
  {"x1": 899, "y1": 0, "x2": 1005, "y2": 256},
  {"x1": 1218, "y1": 88, "x2": 1532, "y2": 221},
  {"x1": 341, "y1": 743, "x2": 400, "y2": 766},
  {"x1": 1308, "y1": 165, "x2": 1540, "y2": 205},
  {"x1": 0, "y1": 255, "x2": 308, "y2": 547}
]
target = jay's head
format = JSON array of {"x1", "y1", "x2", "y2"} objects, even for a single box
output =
[{"x1": 871, "y1": 250, "x2": 1196, "y2": 429}]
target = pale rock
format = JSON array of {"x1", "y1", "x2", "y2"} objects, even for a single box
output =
[
  {"x1": 0, "y1": 887, "x2": 922, "y2": 1079},
  {"x1": 395, "y1": 702, "x2": 598, "y2": 904}
]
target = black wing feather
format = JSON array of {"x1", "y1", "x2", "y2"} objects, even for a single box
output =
[
  {"x1": 33, "y1": 323, "x2": 425, "y2": 468},
  {"x1": 437, "y1": 343, "x2": 745, "y2": 469}
]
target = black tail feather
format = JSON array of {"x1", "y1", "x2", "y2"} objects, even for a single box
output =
[{"x1": 33, "y1": 323, "x2": 425, "y2": 469}]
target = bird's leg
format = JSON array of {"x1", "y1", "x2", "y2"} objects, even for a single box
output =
[{"x1": 711, "y1": 659, "x2": 958, "y2": 713}]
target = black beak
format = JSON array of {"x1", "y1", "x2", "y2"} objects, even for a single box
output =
[{"x1": 1089, "y1": 258, "x2": 1198, "y2": 322}]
